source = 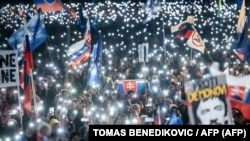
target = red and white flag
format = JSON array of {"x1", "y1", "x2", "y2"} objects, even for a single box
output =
[{"x1": 186, "y1": 29, "x2": 205, "y2": 54}]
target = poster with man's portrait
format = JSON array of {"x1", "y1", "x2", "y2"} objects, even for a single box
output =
[{"x1": 184, "y1": 74, "x2": 234, "y2": 125}]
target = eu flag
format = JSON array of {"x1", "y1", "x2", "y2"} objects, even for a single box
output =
[
  {"x1": 8, "y1": 9, "x2": 48, "y2": 60},
  {"x1": 76, "y1": 6, "x2": 88, "y2": 33},
  {"x1": 235, "y1": 9, "x2": 250, "y2": 61}
]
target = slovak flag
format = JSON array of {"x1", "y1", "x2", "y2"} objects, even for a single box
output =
[
  {"x1": 209, "y1": 62, "x2": 250, "y2": 121},
  {"x1": 228, "y1": 85, "x2": 250, "y2": 104},
  {"x1": 228, "y1": 85, "x2": 250, "y2": 121},
  {"x1": 34, "y1": 0, "x2": 64, "y2": 13},
  {"x1": 67, "y1": 19, "x2": 91, "y2": 67},
  {"x1": 23, "y1": 19, "x2": 34, "y2": 113},
  {"x1": 118, "y1": 79, "x2": 148, "y2": 98},
  {"x1": 67, "y1": 39, "x2": 91, "y2": 67}
]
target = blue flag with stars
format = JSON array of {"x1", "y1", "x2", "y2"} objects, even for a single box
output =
[
  {"x1": 87, "y1": 35, "x2": 102, "y2": 88},
  {"x1": 235, "y1": 9, "x2": 250, "y2": 61}
]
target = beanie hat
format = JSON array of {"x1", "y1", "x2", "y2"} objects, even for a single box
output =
[{"x1": 49, "y1": 118, "x2": 59, "y2": 126}]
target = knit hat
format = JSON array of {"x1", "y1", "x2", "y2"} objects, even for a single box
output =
[{"x1": 49, "y1": 118, "x2": 59, "y2": 126}]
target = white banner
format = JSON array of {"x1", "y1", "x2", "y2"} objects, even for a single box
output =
[
  {"x1": 0, "y1": 50, "x2": 19, "y2": 87},
  {"x1": 138, "y1": 43, "x2": 149, "y2": 62}
]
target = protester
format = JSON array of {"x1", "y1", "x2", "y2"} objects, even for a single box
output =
[{"x1": 69, "y1": 131, "x2": 81, "y2": 141}]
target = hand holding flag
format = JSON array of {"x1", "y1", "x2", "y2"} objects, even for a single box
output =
[{"x1": 171, "y1": 16, "x2": 205, "y2": 54}]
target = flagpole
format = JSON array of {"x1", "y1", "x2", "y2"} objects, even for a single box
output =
[
  {"x1": 65, "y1": 18, "x2": 72, "y2": 85},
  {"x1": 143, "y1": 61, "x2": 147, "y2": 100},
  {"x1": 13, "y1": 41, "x2": 24, "y2": 133},
  {"x1": 205, "y1": 48, "x2": 214, "y2": 62},
  {"x1": 15, "y1": 49, "x2": 24, "y2": 133},
  {"x1": 17, "y1": 85, "x2": 24, "y2": 132},
  {"x1": 30, "y1": 69, "x2": 37, "y2": 117},
  {"x1": 162, "y1": 12, "x2": 167, "y2": 61},
  {"x1": 190, "y1": 48, "x2": 193, "y2": 61}
]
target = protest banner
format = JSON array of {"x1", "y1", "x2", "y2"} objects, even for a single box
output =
[
  {"x1": 0, "y1": 50, "x2": 19, "y2": 88},
  {"x1": 184, "y1": 74, "x2": 234, "y2": 125}
]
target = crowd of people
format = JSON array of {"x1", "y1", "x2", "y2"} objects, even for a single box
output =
[
  {"x1": 1, "y1": 0, "x2": 250, "y2": 141},
  {"x1": 0, "y1": 54, "x2": 249, "y2": 141}
]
